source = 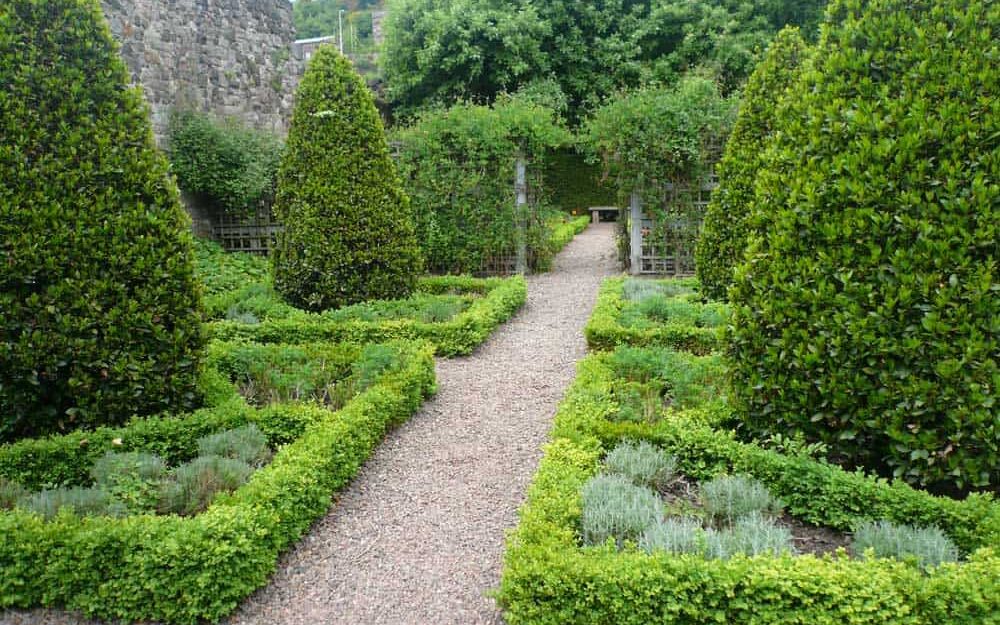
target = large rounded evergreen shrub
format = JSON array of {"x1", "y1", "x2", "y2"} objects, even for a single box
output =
[
  {"x1": 0, "y1": 0, "x2": 205, "y2": 441},
  {"x1": 728, "y1": 0, "x2": 999, "y2": 491},
  {"x1": 272, "y1": 45, "x2": 422, "y2": 310},
  {"x1": 695, "y1": 27, "x2": 806, "y2": 300}
]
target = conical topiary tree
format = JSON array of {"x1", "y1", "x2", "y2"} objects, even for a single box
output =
[
  {"x1": 728, "y1": 0, "x2": 999, "y2": 492},
  {"x1": 0, "y1": 0, "x2": 205, "y2": 441},
  {"x1": 272, "y1": 46, "x2": 422, "y2": 311},
  {"x1": 695, "y1": 27, "x2": 807, "y2": 300}
]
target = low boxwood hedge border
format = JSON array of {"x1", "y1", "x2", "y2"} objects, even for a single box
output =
[
  {"x1": 0, "y1": 339, "x2": 436, "y2": 623},
  {"x1": 209, "y1": 275, "x2": 527, "y2": 356},
  {"x1": 537, "y1": 215, "x2": 590, "y2": 271},
  {"x1": 498, "y1": 352, "x2": 1000, "y2": 625},
  {"x1": 584, "y1": 277, "x2": 724, "y2": 353}
]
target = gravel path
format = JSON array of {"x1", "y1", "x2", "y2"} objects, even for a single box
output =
[{"x1": 1, "y1": 222, "x2": 617, "y2": 625}]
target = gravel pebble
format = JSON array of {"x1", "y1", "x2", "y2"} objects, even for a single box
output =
[{"x1": 1, "y1": 223, "x2": 617, "y2": 625}]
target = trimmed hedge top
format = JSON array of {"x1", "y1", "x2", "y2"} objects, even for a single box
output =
[
  {"x1": 584, "y1": 278, "x2": 726, "y2": 354},
  {"x1": 695, "y1": 27, "x2": 807, "y2": 300},
  {"x1": 208, "y1": 275, "x2": 527, "y2": 357},
  {"x1": 272, "y1": 45, "x2": 422, "y2": 311},
  {"x1": 728, "y1": 0, "x2": 1000, "y2": 492},
  {"x1": 0, "y1": 0, "x2": 204, "y2": 441}
]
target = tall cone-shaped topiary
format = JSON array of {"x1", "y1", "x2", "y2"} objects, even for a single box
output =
[
  {"x1": 728, "y1": 0, "x2": 999, "y2": 492},
  {"x1": 272, "y1": 46, "x2": 422, "y2": 310},
  {"x1": 0, "y1": 0, "x2": 205, "y2": 441},
  {"x1": 695, "y1": 27, "x2": 807, "y2": 301}
]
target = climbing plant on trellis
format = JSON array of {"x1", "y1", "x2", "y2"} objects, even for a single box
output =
[
  {"x1": 582, "y1": 76, "x2": 734, "y2": 275},
  {"x1": 393, "y1": 95, "x2": 571, "y2": 275}
]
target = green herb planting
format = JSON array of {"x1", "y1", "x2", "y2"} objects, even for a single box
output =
[
  {"x1": 586, "y1": 278, "x2": 726, "y2": 353},
  {"x1": 90, "y1": 451, "x2": 169, "y2": 513},
  {"x1": 209, "y1": 275, "x2": 527, "y2": 357},
  {"x1": 194, "y1": 238, "x2": 270, "y2": 298},
  {"x1": 851, "y1": 520, "x2": 960, "y2": 568},
  {"x1": 158, "y1": 455, "x2": 255, "y2": 516},
  {"x1": 700, "y1": 475, "x2": 784, "y2": 525},
  {"x1": 197, "y1": 424, "x2": 273, "y2": 468}
]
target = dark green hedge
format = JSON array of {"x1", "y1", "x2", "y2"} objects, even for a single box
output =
[
  {"x1": 0, "y1": 0, "x2": 204, "y2": 441},
  {"x1": 0, "y1": 339, "x2": 436, "y2": 623},
  {"x1": 210, "y1": 275, "x2": 527, "y2": 356},
  {"x1": 728, "y1": 0, "x2": 999, "y2": 491},
  {"x1": 695, "y1": 27, "x2": 807, "y2": 300},
  {"x1": 543, "y1": 149, "x2": 616, "y2": 213},
  {"x1": 584, "y1": 278, "x2": 724, "y2": 354},
  {"x1": 272, "y1": 46, "x2": 422, "y2": 310},
  {"x1": 498, "y1": 349, "x2": 1000, "y2": 625}
]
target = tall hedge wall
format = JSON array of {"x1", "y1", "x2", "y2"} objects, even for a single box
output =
[
  {"x1": 729, "y1": 0, "x2": 999, "y2": 492},
  {"x1": 272, "y1": 45, "x2": 422, "y2": 311},
  {"x1": 695, "y1": 27, "x2": 807, "y2": 300},
  {"x1": 0, "y1": 0, "x2": 205, "y2": 441},
  {"x1": 544, "y1": 149, "x2": 616, "y2": 213}
]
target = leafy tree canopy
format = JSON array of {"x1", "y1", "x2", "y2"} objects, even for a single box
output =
[
  {"x1": 383, "y1": 0, "x2": 828, "y2": 120},
  {"x1": 293, "y1": 0, "x2": 380, "y2": 41}
]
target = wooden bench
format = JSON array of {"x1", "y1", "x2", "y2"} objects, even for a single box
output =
[{"x1": 589, "y1": 206, "x2": 619, "y2": 223}]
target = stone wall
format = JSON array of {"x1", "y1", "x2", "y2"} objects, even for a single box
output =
[{"x1": 100, "y1": 0, "x2": 302, "y2": 142}]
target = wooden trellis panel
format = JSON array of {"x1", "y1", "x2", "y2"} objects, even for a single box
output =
[
  {"x1": 212, "y1": 208, "x2": 283, "y2": 255},
  {"x1": 628, "y1": 177, "x2": 716, "y2": 276}
]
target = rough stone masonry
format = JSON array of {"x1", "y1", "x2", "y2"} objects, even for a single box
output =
[{"x1": 100, "y1": 0, "x2": 302, "y2": 143}]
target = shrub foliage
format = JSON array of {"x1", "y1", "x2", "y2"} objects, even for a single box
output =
[
  {"x1": 0, "y1": 0, "x2": 204, "y2": 441},
  {"x1": 728, "y1": 0, "x2": 999, "y2": 491},
  {"x1": 695, "y1": 27, "x2": 807, "y2": 300},
  {"x1": 271, "y1": 46, "x2": 422, "y2": 310},
  {"x1": 394, "y1": 96, "x2": 570, "y2": 274},
  {"x1": 167, "y1": 110, "x2": 283, "y2": 215}
]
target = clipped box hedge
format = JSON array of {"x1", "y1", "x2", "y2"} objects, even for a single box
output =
[
  {"x1": 210, "y1": 275, "x2": 526, "y2": 356},
  {"x1": 584, "y1": 277, "x2": 724, "y2": 353},
  {"x1": 0, "y1": 339, "x2": 435, "y2": 623},
  {"x1": 498, "y1": 351, "x2": 1000, "y2": 625},
  {"x1": 536, "y1": 214, "x2": 591, "y2": 271}
]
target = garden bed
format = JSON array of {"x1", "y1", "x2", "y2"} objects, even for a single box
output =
[
  {"x1": 584, "y1": 277, "x2": 728, "y2": 353},
  {"x1": 500, "y1": 290, "x2": 1000, "y2": 624},
  {"x1": 0, "y1": 339, "x2": 436, "y2": 624},
  {"x1": 499, "y1": 351, "x2": 999, "y2": 624},
  {"x1": 207, "y1": 274, "x2": 527, "y2": 356}
]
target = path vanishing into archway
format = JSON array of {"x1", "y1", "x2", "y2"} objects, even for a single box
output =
[
  {"x1": 0, "y1": 222, "x2": 616, "y2": 625},
  {"x1": 230, "y1": 222, "x2": 617, "y2": 625}
]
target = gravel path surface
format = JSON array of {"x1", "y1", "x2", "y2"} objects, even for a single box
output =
[{"x1": 1, "y1": 222, "x2": 617, "y2": 625}]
